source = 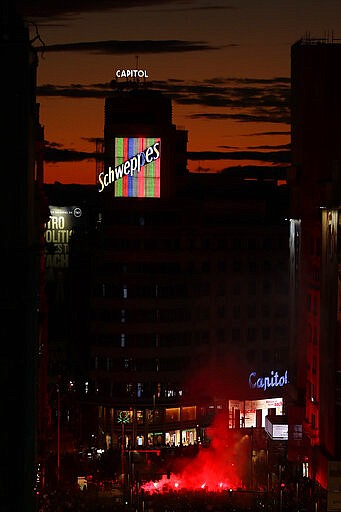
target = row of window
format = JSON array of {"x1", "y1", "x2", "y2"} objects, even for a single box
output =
[
  {"x1": 100, "y1": 260, "x2": 288, "y2": 277},
  {"x1": 94, "y1": 305, "x2": 289, "y2": 323},
  {"x1": 229, "y1": 326, "x2": 288, "y2": 342},
  {"x1": 93, "y1": 356, "x2": 190, "y2": 372},
  {"x1": 90, "y1": 379, "x2": 183, "y2": 400},
  {"x1": 95, "y1": 332, "x2": 192, "y2": 348},
  {"x1": 94, "y1": 324, "x2": 288, "y2": 348},
  {"x1": 92, "y1": 348, "x2": 287, "y2": 374},
  {"x1": 98, "y1": 405, "x2": 196, "y2": 424},
  {"x1": 95, "y1": 280, "x2": 288, "y2": 299},
  {"x1": 95, "y1": 307, "x2": 191, "y2": 323},
  {"x1": 103, "y1": 236, "x2": 288, "y2": 251}
]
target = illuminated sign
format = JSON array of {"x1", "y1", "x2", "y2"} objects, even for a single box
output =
[
  {"x1": 116, "y1": 410, "x2": 132, "y2": 423},
  {"x1": 229, "y1": 398, "x2": 283, "y2": 429},
  {"x1": 265, "y1": 416, "x2": 288, "y2": 440},
  {"x1": 44, "y1": 206, "x2": 84, "y2": 307},
  {"x1": 45, "y1": 206, "x2": 83, "y2": 269},
  {"x1": 248, "y1": 370, "x2": 288, "y2": 392},
  {"x1": 115, "y1": 69, "x2": 149, "y2": 79},
  {"x1": 99, "y1": 137, "x2": 161, "y2": 197}
]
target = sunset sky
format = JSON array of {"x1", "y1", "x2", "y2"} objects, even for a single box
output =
[{"x1": 16, "y1": 0, "x2": 341, "y2": 184}]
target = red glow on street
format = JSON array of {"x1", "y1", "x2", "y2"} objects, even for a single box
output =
[{"x1": 141, "y1": 412, "x2": 247, "y2": 494}]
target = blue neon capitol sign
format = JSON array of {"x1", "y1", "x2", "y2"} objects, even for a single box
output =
[{"x1": 248, "y1": 370, "x2": 288, "y2": 392}]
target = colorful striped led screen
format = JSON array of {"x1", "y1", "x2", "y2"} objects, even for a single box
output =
[{"x1": 114, "y1": 137, "x2": 161, "y2": 198}]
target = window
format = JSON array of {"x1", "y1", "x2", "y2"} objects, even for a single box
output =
[
  {"x1": 216, "y1": 329, "x2": 224, "y2": 342},
  {"x1": 202, "y1": 261, "x2": 210, "y2": 272},
  {"x1": 263, "y1": 238, "x2": 272, "y2": 249},
  {"x1": 232, "y1": 328, "x2": 240, "y2": 342},
  {"x1": 218, "y1": 283, "x2": 226, "y2": 296},
  {"x1": 247, "y1": 327, "x2": 256, "y2": 341},
  {"x1": 123, "y1": 285, "x2": 128, "y2": 299},
  {"x1": 262, "y1": 327, "x2": 270, "y2": 340},
  {"x1": 262, "y1": 304, "x2": 270, "y2": 317},
  {"x1": 248, "y1": 304, "x2": 256, "y2": 318},
  {"x1": 233, "y1": 259, "x2": 242, "y2": 272},
  {"x1": 248, "y1": 280, "x2": 257, "y2": 295},
  {"x1": 232, "y1": 283, "x2": 241, "y2": 295},
  {"x1": 248, "y1": 261, "x2": 257, "y2": 272},
  {"x1": 233, "y1": 305, "x2": 240, "y2": 319},
  {"x1": 246, "y1": 349, "x2": 255, "y2": 362},
  {"x1": 311, "y1": 413, "x2": 316, "y2": 429},
  {"x1": 262, "y1": 350, "x2": 270, "y2": 362},
  {"x1": 217, "y1": 261, "x2": 226, "y2": 272},
  {"x1": 217, "y1": 306, "x2": 225, "y2": 319},
  {"x1": 263, "y1": 261, "x2": 271, "y2": 272},
  {"x1": 263, "y1": 281, "x2": 271, "y2": 294}
]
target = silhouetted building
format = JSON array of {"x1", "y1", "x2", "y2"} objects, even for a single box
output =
[
  {"x1": 2, "y1": 3, "x2": 48, "y2": 510},
  {"x1": 288, "y1": 36, "x2": 341, "y2": 490},
  {"x1": 44, "y1": 85, "x2": 291, "y2": 462}
]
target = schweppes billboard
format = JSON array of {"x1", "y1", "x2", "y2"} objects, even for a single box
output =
[{"x1": 99, "y1": 137, "x2": 161, "y2": 198}]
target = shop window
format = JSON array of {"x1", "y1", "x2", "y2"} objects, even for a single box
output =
[
  {"x1": 165, "y1": 407, "x2": 180, "y2": 422},
  {"x1": 182, "y1": 406, "x2": 196, "y2": 421}
]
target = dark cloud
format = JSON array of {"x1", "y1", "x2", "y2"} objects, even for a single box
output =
[
  {"x1": 36, "y1": 76, "x2": 290, "y2": 125},
  {"x1": 16, "y1": 0, "x2": 234, "y2": 19},
  {"x1": 190, "y1": 165, "x2": 289, "y2": 182},
  {"x1": 206, "y1": 77, "x2": 290, "y2": 85},
  {"x1": 245, "y1": 143, "x2": 291, "y2": 150},
  {"x1": 43, "y1": 141, "x2": 290, "y2": 166},
  {"x1": 241, "y1": 131, "x2": 291, "y2": 136},
  {"x1": 15, "y1": 0, "x2": 173, "y2": 18},
  {"x1": 144, "y1": 5, "x2": 236, "y2": 12},
  {"x1": 219, "y1": 165, "x2": 288, "y2": 180},
  {"x1": 39, "y1": 40, "x2": 223, "y2": 55},
  {"x1": 44, "y1": 143, "x2": 96, "y2": 162},
  {"x1": 37, "y1": 83, "x2": 110, "y2": 98},
  {"x1": 187, "y1": 150, "x2": 290, "y2": 164},
  {"x1": 189, "y1": 110, "x2": 290, "y2": 124}
]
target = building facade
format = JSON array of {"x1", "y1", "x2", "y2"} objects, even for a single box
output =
[
  {"x1": 288, "y1": 37, "x2": 341, "y2": 490},
  {"x1": 42, "y1": 85, "x2": 291, "y2": 461},
  {"x1": 2, "y1": 3, "x2": 48, "y2": 510}
]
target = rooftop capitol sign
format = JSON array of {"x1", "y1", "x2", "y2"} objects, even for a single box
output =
[{"x1": 115, "y1": 69, "x2": 149, "y2": 79}]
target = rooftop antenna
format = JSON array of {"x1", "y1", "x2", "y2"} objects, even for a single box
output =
[
  {"x1": 134, "y1": 54, "x2": 147, "y2": 87},
  {"x1": 135, "y1": 55, "x2": 139, "y2": 83}
]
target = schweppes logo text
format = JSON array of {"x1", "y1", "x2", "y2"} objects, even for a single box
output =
[{"x1": 98, "y1": 142, "x2": 160, "y2": 193}]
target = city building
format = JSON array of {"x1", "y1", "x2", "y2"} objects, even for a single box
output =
[
  {"x1": 288, "y1": 36, "x2": 341, "y2": 492},
  {"x1": 44, "y1": 83, "x2": 291, "y2": 484},
  {"x1": 2, "y1": 3, "x2": 49, "y2": 510}
]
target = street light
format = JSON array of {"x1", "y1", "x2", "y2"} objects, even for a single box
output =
[{"x1": 117, "y1": 410, "x2": 130, "y2": 488}]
